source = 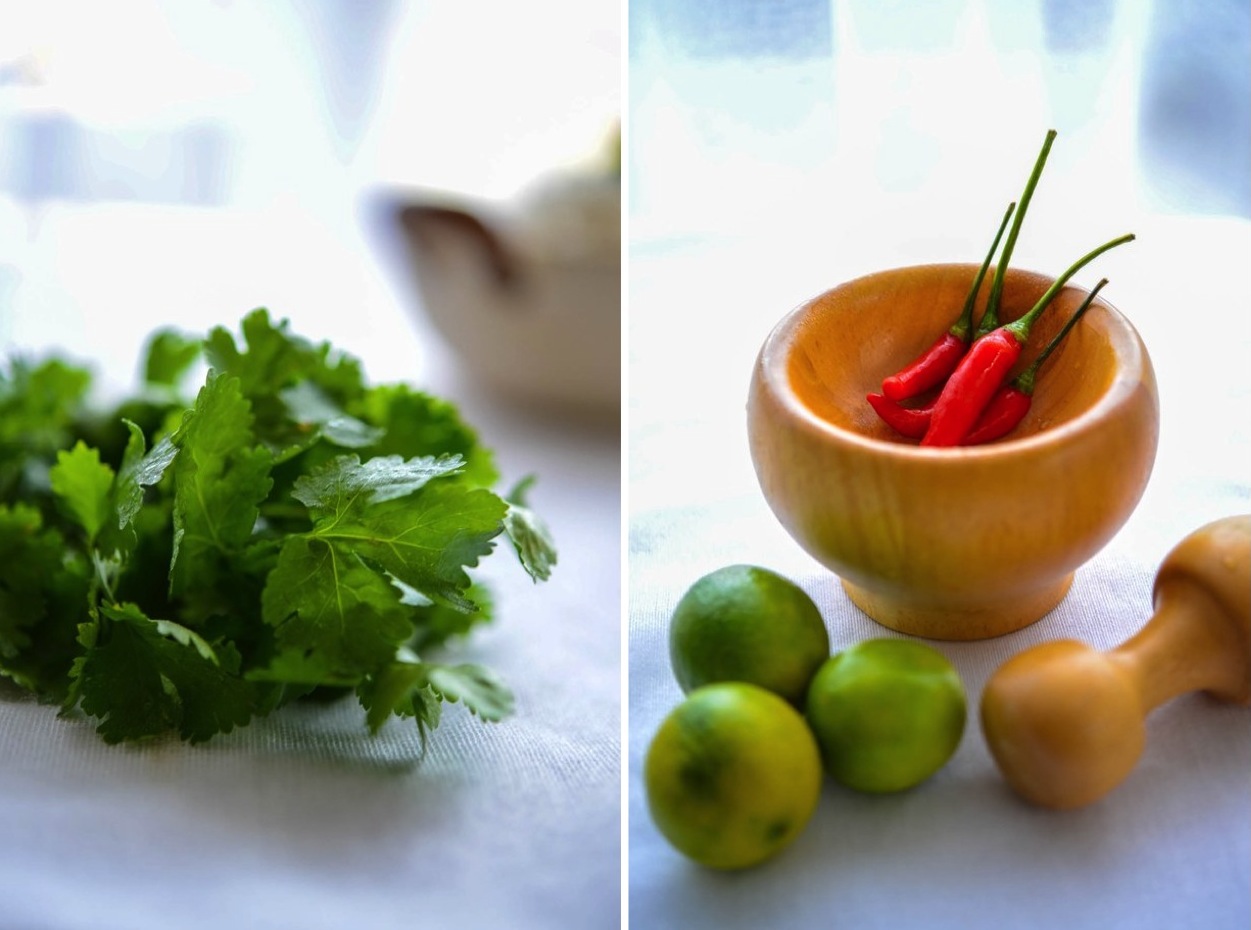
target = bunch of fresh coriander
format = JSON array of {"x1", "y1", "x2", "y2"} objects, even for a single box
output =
[{"x1": 0, "y1": 309, "x2": 556, "y2": 746}]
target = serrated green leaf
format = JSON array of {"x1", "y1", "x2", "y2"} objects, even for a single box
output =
[
  {"x1": 113, "y1": 423, "x2": 177, "y2": 532},
  {"x1": 357, "y1": 662, "x2": 444, "y2": 743},
  {"x1": 357, "y1": 658, "x2": 427, "y2": 733},
  {"x1": 403, "y1": 580, "x2": 495, "y2": 651},
  {"x1": 130, "y1": 431, "x2": 179, "y2": 494},
  {"x1": 112, "y1": 421, "x2": 148, "y2": 533},
  {"x1": 142, "y1": 329, "x2": 201, "y2": 387},
  {"x1": 73, "y1": 602, "x2": 257, "y2": 743},
  {"x1": 352, "y1": 384, "x2": 498, "y2": 488},
  {"x1": 49, "y1": 442, "x2": 115, "y2": 543},
  {"x1": 1, "y1": 307, "x2": 554, "y2": 750},
  {"x1": 310, "y1": 481, "x2": 507, "y2": 611},
  {"x1": 0, "y1": 504, "x2": 91, "y2": 698},
  {"x1": 0, "y1": 356, "x2": 92, "y2": 462},
  {"x1": 292, "y1": 452, "x2": 464, "y2": 512},
  {"x1": 0, "y1": 504, "x2": 64, "y2": 658},
  {"x1": 0, "y1": 354, "x2": 95, "y2": 511},
  {"x1": 204, "y1": 309, "x2": 367, "y2": 450},
  {"x1": 169, "y1": 373, "x2": 273, "y2": 599},
  {"x1": 503, "y1": 475, "x2": 556, "y2": 580},
  {"x1": 503, "y1": 501, "x2": 557, "y2": 582},
  {"x1": 424, "y1": 662, "x2": 513, "y2": 722},
  {"x1": 279, "y1": 381, "x2": 384, "y2": 450},
  {"x1": 257, "y1": 535, "x2": 413, "y2": 684}
]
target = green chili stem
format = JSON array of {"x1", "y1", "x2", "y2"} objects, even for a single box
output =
[
  {"x1": 1004, "y1": 235, "x2": 1134, "y2": 346},
  {"x1": 1015, "y1": 278, "x2": 1108, "y2": 396},
  {"x1": 951, "y1": 201, "x2": 1016, "y2": 341},
  {"x1": 978, "y1": 129, "x2": 1058, "y2": 337}
]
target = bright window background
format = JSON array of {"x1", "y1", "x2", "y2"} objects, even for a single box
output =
[
  {"x1": 0, "y1": 1, "x2": 621, "y2": 206},
  {"x1": 0, "y1": 1, "x2": 620, "y2": 393},
  {"x1": 628, "y1": 0, "x2": 1250, "y2": 243}
]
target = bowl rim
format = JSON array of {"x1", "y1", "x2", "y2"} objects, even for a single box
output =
[{"x1": 756, "y1": 262, "x2": 1154, "y2": 463}]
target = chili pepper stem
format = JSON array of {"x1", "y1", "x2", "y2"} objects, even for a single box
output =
[
  {"x1": 1015, "y1": 277, "x2": 1108, "y2": 396},
  {"x1": 1002, "y1": 235, "x2": 1133, "y2": 347},
  {"x1": 951, "y1": 201, "x2": 1016, "y2": 342},
  {"x1": 880, "y1": 201, "x2": 1017, "y2": 402},
  {"x1": 921, "y1": 236, "x2": 1131, "y2": 450},
  {"x1": 978, "y1": 129, "x2": 1058, "y2": 338}
]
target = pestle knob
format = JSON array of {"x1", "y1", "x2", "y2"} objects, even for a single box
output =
[{"x1": 980, "y1": 515, "x2": 1251, "y2": 810}]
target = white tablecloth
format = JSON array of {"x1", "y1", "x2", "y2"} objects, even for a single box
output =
[{"x1": 0, "y1": 198, "x2": 622, "y2": 929}]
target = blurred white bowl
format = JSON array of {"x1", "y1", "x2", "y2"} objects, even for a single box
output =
[{"x1": 388, "y1": 171, "x2": 620, "y2": 420}]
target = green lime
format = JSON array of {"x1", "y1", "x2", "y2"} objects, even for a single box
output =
[
  {"x1": 644, "y1": 682, "x2": 823, "y2": 870},
  {"x1": 804, "y1": 638, "x2": 966, "y2": 793},
  {"x1": 668, "y1": 564, "x2": 830, "y2": 705}
]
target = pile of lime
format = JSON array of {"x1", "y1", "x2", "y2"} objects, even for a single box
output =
[{"x1": 644, "y1": 564, "x2": 967, "y2": 870}]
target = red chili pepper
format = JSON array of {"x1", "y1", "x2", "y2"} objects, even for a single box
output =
[
  {"x1": 866, "y1": 392, "x2": 933, "y2": 439},
  {"x1": 964, "y1": 278, "x2": 1107, "y2": 445},
  {"x1": 975, "y1": 129, "x2": 1057, "y2": 339},
  {"x1": 959, "y1": 380, "x2": 1032, "y2": 446},
  {"x1": 881, "y1": 201, "x2": 1016, "y2": 402},
  {"x1": 919, "y1": 330, "x2": 1022, "y2": 447},
  {"x1": 922, "y1": 234, "x2": 1134, "y2": 447}
]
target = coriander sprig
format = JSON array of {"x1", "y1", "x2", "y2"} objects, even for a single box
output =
[{"x1": 0, "y1": 309, "x2": 555, "y2": 745}]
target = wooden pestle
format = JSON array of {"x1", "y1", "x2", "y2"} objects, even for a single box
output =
[{"x1": 980, "y1": 515, "x2": 1251, "y2": 810}]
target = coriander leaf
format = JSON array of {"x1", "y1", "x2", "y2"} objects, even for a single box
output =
[
  {"x1": 9, "y1": 571, "x2": 89, "y2": 701},
  {"x1": 113, "y1": 422, "x2": 177, "y2": 534},
  {"x1": 352, "y1": 384, "x2": 499, "y2": 488},
  {"x1": 0, "y1": 504, "x2": 65, "y2": 658},
  {"x1": 356, "y1": 655, "x2": 511, "y2": 738},
  {"x1": 0, "y1": 504, "x2": 92, "y2": 698},
  {"x1": 73, "y1": 395, "x2": 182, "y2": 479},
  {"x1": 279, "y1": 381, "x2": 384, "y2": 450},
  {"x1": 205, "y1": 309, "x2": 367, "y2": 449},
  {"x1": 110, "y1": 498, "x2": 177, "y2": 626},
  {"x1": 401, "y1": 579, "x2": 495, "y2": 651},
  {"x1": 309, "y1": 481, "x2": 507, "y2": 611},
  {"x1": 204, "y1": 308, "x2": 313, "y2": 396},
  {"x1": 258, "y1": 535, "x2": 413, "y2": 684},
  {"x1": 102, "y1": 421, "x2": 178, "y2": 564},
  {"x1": 292, "y1": 452, "x2": 464, "y2": 511},
  {"x1": 0, "y1": 355, "x2": 92, "y2": 416},
  {"x1": 169, "y1": 373, "x2": 273, "y2": 600},
  {"x1": 142, "y1": 329, "x2": 201, "y2": 388},
  {"x1": 112, "y1": 421, "x2": 149, "y2": 534},
  {"x1": 73, "y1": 602, "x2": 257, "y2": 743},
  {"x1": 48, "y1": 442, "x2": 115, "y2": 544},
  {"x1": 357, "y1": 660, "x2": 443, "y2": 741},
  {"x1": 424, "y1": 662, "x2": 513, "y2": 722},
  {"x1": 0, "y1": 355, "x2": 92, "y2": 490},
  {"x1": 1, "y1": 306, "x2": 556, "y2": 749},
  {"x1": 503, "y1": 476, "x2": 557, "y2": 582},
  {"x1": 238, "y1": 308, "x2": 366, "y2": 401},
  {"x1": 357, "y1": 658, "x2": 427, "y2": 733}
]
